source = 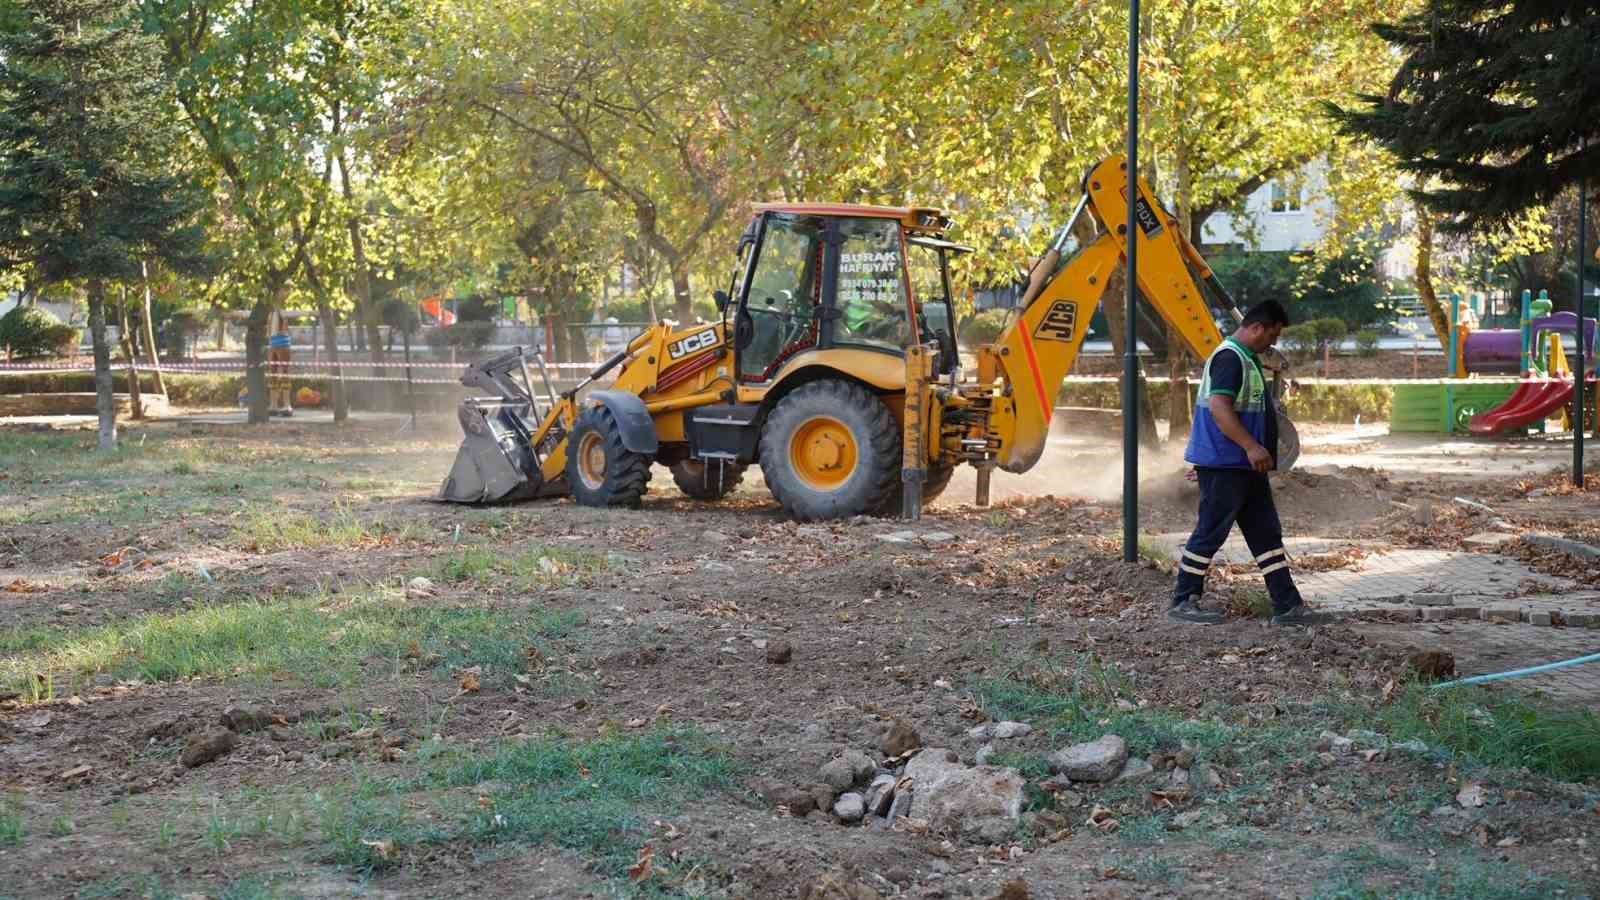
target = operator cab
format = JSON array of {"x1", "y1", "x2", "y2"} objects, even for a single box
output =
[{"x1": 719, "y1": 204, "x2": 970, "y2": 384}]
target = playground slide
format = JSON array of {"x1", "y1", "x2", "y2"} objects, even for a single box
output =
[
  {"x1": 420, "y1": 297, "x2": 457, "y2": 326},
  {"x1": 1469, "y1": 378, "x2": 1573, "y2": 435}
]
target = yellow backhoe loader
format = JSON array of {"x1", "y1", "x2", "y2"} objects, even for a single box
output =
[{"x1": 439, "y1": 156, "x2": 1297, "y2": 519}]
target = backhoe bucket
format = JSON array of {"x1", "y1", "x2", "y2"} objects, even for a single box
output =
[
  {"x1": 438, "y1": 402, "x2": 548, "y2": 504},
  {"x1": 1276, "y1": 407, "x2": 1301, "y2": 471},
  {"x1": 1271, "y1": 369, "x2": 1300, "y2": 472}
]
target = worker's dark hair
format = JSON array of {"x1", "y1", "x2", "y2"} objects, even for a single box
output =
[{"x1": 1240, "y1": 300, "x2": 1291, "y2": 328}]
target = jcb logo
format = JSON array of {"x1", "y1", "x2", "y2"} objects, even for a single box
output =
[
  {"x1": 1033, "y1": 301, "x2": 1077, "y2": 343},
  {"x1": 668, "y1": 328, "x2": 720, "y2": 359}
]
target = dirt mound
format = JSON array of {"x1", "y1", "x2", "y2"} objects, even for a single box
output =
[{"x1": 1271, "y1": 466, "x2": 1393, "y2": 528}]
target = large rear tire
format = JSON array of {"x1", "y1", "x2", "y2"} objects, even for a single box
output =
[
  {"x1": 671, "y1": 458, "x2": 747, "y2": 501},
  {"x1": 760, "y1": 380, "x2": 900, "y2": 521},
  {"x1": 565, "y1": 405, "x2": 652, "y2": 508}
]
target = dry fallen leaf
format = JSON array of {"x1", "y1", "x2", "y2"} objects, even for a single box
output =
[
  {"x1": 1456, "y1": 782, "x2": 1488, "y2": 808},
  {"x1": 3, "y1": 578, "x2": 47, "y2": 594},
  {"x1": 1380, "y1": 678, "x2": 1398, "y2": 703},
  {"x1": 57, "y1": 764, "x2": 92, "y2": 780},
  {"x1": 361, "y1": 838, "x2": 395, "y2": 860},
  {"x1": 458, "y1": 667, "x2": 482, "y2": 694},
  {"x1": 1085, "y1": 804, "x2": 1119, "y2": 832},
  {"x1": 627, "y1": 844, "x2": 654, "y2": 882},
  {"x1": 626, "y1": 717, "x2": 648, "y2": 728}
]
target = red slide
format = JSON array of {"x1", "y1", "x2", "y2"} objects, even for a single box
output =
[{"x1": 1469, "y1": 378, "x2": 1574, "y2": 435}]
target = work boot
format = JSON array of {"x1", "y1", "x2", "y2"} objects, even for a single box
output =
[
  {"x1": 1270, "y1": 604, "x2": 1329, "y2": 627},
  {"x1": 1168, "y1": 596, "x2": 1225, "y2": 625}
]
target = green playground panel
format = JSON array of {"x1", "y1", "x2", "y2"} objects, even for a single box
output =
[{"x1": 1391, "y1": 382, "x2": 1520, "y2": 434}]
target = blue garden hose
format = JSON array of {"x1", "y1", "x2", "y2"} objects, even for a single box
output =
[{"x1": 1431, "y1": 651, "x2": 1600, "y2": 689}]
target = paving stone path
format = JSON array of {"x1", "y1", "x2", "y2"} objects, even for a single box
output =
[{"x1": 1152, "y1": 533, "x2": 1600, "y2": 627}]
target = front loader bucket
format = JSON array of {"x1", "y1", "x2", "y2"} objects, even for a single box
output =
[{"x1": 438, "y1": 402, "x2": 550, "y2": 504}]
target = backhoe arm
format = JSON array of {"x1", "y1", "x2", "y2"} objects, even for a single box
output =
[{"x1": 986, "y1": 156, "x2": 1236, "y2": 473}]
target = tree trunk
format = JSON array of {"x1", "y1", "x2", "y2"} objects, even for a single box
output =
[
  {"x1": 86, "y1": 279, "x2": 117, "y2": 451},
  {"x1": 336, "y1": 153, "x2": 384, "y2": 366},
  {"x1": 245, "y1": 298, "x2": 271, "y2": 424},
  {"x1": 1414, "y1": 203, "x2": 1450, "y2": 353},
  {"x1": 118, "y1": 291, "x2": 144, "y2": 420},
  {"x1": 1102, "y1": 268, "x2": 1161, "y2": 448},
  {"x1": 140, "y1": 261, "x2": 166, "y2": 394},
  {"x1": 318, "y1": 300, "x2": 349, "y2": 423},
  {"x1": 549, "y1": 309, "x2": 571, "y2": 363},
  {"x1": 670, "y1": 266, "x2": 693, "y2": 323}
]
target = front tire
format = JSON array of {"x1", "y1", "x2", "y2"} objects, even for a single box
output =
[
  {"x1": 671, "y1": 458, "x2": 747, "y2": 501},
  {"x1": 565, "y1": 405, "x2": 652, "y2": 508},
  {"x1": 759, "y1": 380, "x2": 900, "y2": 521}
]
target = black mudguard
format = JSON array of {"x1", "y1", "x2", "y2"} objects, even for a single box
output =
[{"x1": 588, "y1": 390, "x2": 660, "y2": 455}]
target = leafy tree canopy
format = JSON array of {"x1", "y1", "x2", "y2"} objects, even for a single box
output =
[{"x1": 1331, "y1": 1, "x2": 1600, "y2": 234}]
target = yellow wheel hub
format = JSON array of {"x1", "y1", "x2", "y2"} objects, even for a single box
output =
[
  {"x1": 790, "y1": 415, "x2": 858, "y2": 490},
  {"x1": 576, "y1": 431, "x2": 607, "y2": 490}
]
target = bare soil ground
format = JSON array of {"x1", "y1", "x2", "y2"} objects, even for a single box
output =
[{"x1": 1, "y1": 415, "x2": 1597, "y2": 899}]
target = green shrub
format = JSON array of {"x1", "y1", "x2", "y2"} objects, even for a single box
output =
[
  {"x1": 960, "y1": 309, "x2": 1011, "y2": 348},
  {"x1": 1281, "y1": 317, "x2": 1347, "y2": 362},
  {"x1": 424, "y1": 321, "x2": 496, "y2": 353},
  {"x1": 0, "y1": 306, "x2": 79, "y2": 358},
  {"x1": 1354, "y1": 329, "x2": 1380, "y2": 357}
]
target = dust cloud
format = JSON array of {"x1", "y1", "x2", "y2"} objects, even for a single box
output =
[{"x1": 937, "y1": 435, "x2": 1197, "y2": 509}]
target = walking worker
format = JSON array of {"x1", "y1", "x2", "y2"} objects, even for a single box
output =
[
  {"x1": 267, "y1": 310, "x2": 294, "y2": 418},
  {"x1": 1168, "y1": 300, "x2": 1319, "y2": 626}
]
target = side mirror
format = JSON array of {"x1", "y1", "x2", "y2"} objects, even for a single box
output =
[
  {"x1": 734, "y1": 306, "x2": 755, "y2": 351},
  {"x1": 714, "y1": 289, "x2": 729, "y2": 314}
]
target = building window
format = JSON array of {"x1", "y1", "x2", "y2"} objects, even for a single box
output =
[{"x1": 1269, "y1": 180, "x2": 1303, "y2": 213}]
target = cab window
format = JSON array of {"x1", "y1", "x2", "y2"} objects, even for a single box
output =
[
  {"x1": 909, "y1": 240, "x2": 958, "y2": 374},
  {"x1": 739, "y1": 214, "x2": 824, "y2": 380},
  {"x1": 834, "y1": 218, "x2": 910, "y2": 351}
]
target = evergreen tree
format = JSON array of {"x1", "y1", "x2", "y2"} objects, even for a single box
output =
[
  {"x1": 0, "y1": 0, "x2": 207, "y2": 450},
  {"x1": 1331, "y1": 1, "x2": 1600, "y2": 235}
]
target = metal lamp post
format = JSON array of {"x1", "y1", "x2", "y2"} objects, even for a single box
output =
[{"x1": 1122, "y1": 0, "x2": 1141, "y2": 562}]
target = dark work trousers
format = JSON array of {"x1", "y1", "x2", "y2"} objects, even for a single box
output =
[{"x1": 1172, "y1": 466, "x2": 1303, "y2": 615}]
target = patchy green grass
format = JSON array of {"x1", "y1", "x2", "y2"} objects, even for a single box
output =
[
  {"x1": 1113, "y1": 812, "x2": 1171, "y2": 847},
  {"x1": 0, "y1": 428, "x2": 438, "y2": 532},
  {"x1": 973, "y1": 652, "x2": 1246, "y2": 761},
  {"x1": 0, "y1": 588, "x2": 582, "y2": 697},
  {"x1": 73, "y1": 872, "x2": 296, "y2": 900},
  {"x1": 1136, "y1": 535, "x2": 1174, "y2": 565},
  {"x1": 981, "y1": 647, "x2": 1600, "y2": 787},
  {"x1": 1314, "y1": 852, "x2": 1576, "y2": 899},
  {"x1": 314, "y1": 728, "x2": 732, "y2": 883},
  {"x1": 230, "y1": 506, "x2": 419, "y2": 552},
  {"x1": 432, "y1": 544, "x2": 609, "y2": 588},
  {"x1": 1353, "y1": 682, "x2": 1600, "y2": 783},
  {"x1": 0, "y1": 799, "x2": 24, "y2": 846}
]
